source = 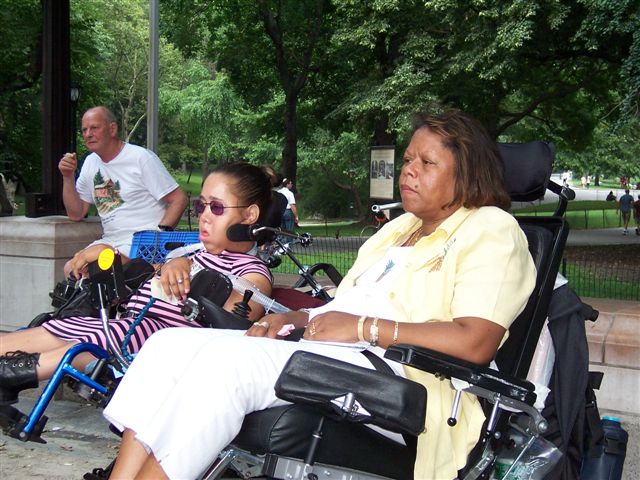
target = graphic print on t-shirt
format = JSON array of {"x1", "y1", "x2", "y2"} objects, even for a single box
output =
[{"x1": 93, "y1": 169, "x2": 124, "y2": 215}]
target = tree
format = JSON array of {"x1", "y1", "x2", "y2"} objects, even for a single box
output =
[
  {"x1": 299, "y1": 128, "x2": 371, "y2": 218},
  {"x1": 0, "y1": 0, "x2": 43, "y2": 189},
  {"x1": 161, "y1": 0, "x2": 330, "y2": 183},
  {"x1": 71, "y1": 0, "x2": 151, "y2": 143},
  {"x1": 161, "y1": 62, "x2": 245, "y2": 177}
]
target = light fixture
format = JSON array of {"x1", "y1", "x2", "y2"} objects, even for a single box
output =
[{"x1": 70, "y1": 81, "x2": 81, "y2": 103}]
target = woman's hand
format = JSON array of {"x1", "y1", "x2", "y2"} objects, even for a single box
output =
[
  {"x1": 158, "y1": 257, "x2": 191, "y2": 300},
  {"x1": 68, "y1": 244, "x2": 114, "y2": 279},
  {"x1": 303, "y1": 311, "x2": 359, "y2": 343},
  {"x1": 246, "y1": 310, "x2": 309, "y2": 339}
]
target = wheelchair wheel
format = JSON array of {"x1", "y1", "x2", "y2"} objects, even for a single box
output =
[{"x1": 359, "y1": 225, "x2": 377, "y2": 239}]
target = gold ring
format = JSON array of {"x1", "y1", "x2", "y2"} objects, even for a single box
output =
[{"x1": 254, "y1": 320, "x2": 269, "y2": 329}]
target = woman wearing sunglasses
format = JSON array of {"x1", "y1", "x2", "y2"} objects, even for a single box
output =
[{"x1": 0, "y1": 163, "x2": 273, "y2": 406}]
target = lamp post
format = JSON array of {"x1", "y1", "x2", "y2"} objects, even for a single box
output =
[{"x1": 70, "y1": 81, "x2": 81, "y2": 152}]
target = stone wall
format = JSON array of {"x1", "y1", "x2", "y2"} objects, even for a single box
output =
[{"x1": 0, "y1": 215, "x2": 102, "y2": 330}]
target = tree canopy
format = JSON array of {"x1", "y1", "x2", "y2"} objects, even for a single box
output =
[{"x1": 1, "y1": 0, "x2": 638, "y2": 217}]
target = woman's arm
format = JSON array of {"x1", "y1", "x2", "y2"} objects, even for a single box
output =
[
  {"x1": 68, "y1": 244, "x2": 130, "y2": 279},
  {"x1": 305, "y1": 311, "x2": 505, "y2": 365}
]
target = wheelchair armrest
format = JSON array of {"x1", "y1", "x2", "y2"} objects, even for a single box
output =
[
  {"x1": 385, "y1": 345, "x2": 536, "y2": 407},
  {"x1": 275, "y1": 351, "x2": 426, "y2": 437}
]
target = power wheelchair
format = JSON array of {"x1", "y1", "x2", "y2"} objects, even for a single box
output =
[
  {"x1": 0, "y1": 224, "x2": 339, "y2": 444},
  {"x1": 195, "y1": 141, "x2": 596, "y2": 480},
  {"x1": 3, "y1": 142, "x2": 598, "y2": 480}
]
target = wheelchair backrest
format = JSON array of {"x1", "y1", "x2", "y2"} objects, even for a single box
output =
[
  {"x1": 494, "y1": 141, "x2": 570, "y2": 378},
  {"x1": 496, "y1": 218, "x2": 568, "y2": 378}
]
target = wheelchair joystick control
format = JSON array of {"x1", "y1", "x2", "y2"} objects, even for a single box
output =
[
  {"x1": 447, "y1": 389, "x2": 462, "y2": 427},
  {"x1": 232, "y1": 290, "x2": 253, "y2": 319}
]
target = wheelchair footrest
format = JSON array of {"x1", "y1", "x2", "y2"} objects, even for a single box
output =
[{"x1": 0, "y1": 404, "x2": 48, "y2": 444}]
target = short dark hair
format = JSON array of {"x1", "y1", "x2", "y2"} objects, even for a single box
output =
[
  {"x1": 209, "y1": 163, "x2": 272, "y2": 223},
  {"x1": 412, "y1": 110, "x2": 511, "y2": 211}
]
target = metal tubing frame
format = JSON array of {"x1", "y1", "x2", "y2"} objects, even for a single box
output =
[{"x1": 18, "y1": 343, "x2": 110, "y2": 436}]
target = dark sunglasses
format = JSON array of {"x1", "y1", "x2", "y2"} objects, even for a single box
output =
[{"x1": 192, "y1": 199, "x2": 249, "y2": 216}]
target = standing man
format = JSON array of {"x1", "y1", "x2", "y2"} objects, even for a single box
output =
[
  {"x1": 278, "y1": 178, "x2": 298, "y2": 232},
  {"x1": 59, "y1": 106, "x2": 187, "y2": 277},
  {"x1": 618, "y1": 188, "x2": 634, "y2": 235}
]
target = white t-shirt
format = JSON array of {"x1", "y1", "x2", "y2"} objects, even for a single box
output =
[
  {"x1": 278, "y1": 187, "x2": 296, "y2": 210},
  {"x1": 76, "y1": 143, "x2": 178, "y2": 252}
]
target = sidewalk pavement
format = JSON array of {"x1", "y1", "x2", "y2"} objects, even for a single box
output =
[
  {"x1": 567, "y1": 226, "x2": 640, "y2": 246},
  {"x1": 0, "y1": 396, "x2": 119, "y2": 480}
]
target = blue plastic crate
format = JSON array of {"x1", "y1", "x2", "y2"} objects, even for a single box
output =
[{"x1": 129, "y1": 230, "x2": 201, "y2": 263}]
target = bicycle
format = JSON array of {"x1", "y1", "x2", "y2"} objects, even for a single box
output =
[{"x1": 359, "y1": 201, "x2": 402, "y2": 239}]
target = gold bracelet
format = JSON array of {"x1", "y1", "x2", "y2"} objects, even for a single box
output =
[
  {"x1": 369, "y1": 317, "x2": 379, "y2": 347},
  {"x1": 392, "y1": 321, "x2": 399, "y2": 344},
  {"x1": 357, "y1": 315, "x2": 367, "y2": 342}
]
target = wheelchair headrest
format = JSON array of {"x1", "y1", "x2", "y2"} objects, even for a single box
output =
[{"x1": 499, "y1": 141, "x2": 554, "y2": 202}]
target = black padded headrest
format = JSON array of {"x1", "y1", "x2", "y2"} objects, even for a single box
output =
[{"x1": 498, "y1": 141, "x2": 554, "y2": 202}]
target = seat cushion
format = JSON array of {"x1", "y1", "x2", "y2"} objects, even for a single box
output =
[{"x1": 233, "y1": 405, "x2": 416, "y2": 479}]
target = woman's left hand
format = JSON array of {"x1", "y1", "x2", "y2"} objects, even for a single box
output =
[
  {"x1": 303, "y1": 311, "x2": 359, "y2": 342},
  {"x1": 158, "y1": 257, "x2": 191, "y2": 300}
]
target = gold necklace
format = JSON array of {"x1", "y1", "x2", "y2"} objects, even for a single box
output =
[{"x1": 402, "y1": 226, "x2": 423, "y2": 247}]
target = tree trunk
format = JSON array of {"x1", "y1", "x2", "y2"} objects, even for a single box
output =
[
  {"x1": 351, "y1": 184, "x2": 364, "y2": 218},
  {"x1": 201, "y1": 148, "x2": 209, "y2": 180},
  {"x1": 282, "y1": 93, "x2": 298, "y2": 183},
  {"x1": 372, "y1": 114, "x2": 396, "y2": 146},
  {"x1": 258, "y1": 0, "x2": 324, "y2": 186}
]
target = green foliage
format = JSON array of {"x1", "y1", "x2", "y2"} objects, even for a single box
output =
[
  {"x1": 298, "y1": 128, "x2": 372, "y2": 218},
  {"x1": 161, "y1": 66, "x2": 246, "y2": 173},
  {"x1": 0, "y1": 0, "x2": 42, "y2": 189},
  {"x1": 2, "y1": 0, "x2": 639, "y2": 212}
]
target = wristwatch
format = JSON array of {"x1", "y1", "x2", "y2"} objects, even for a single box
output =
[{"x1": 158, "y1": 224, "x2": 174, "y2": 232}]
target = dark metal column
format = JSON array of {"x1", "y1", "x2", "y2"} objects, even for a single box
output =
[{"x1": 26, "y1": 0, "x2": 71, "y2": 217}]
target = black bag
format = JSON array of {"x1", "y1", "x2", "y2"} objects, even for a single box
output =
[
  {"x1": 29, "y1": 259, "x2": 156, "y2": 327},
  {"x1": 275, "y1": 351, "x2": 427, "y2": 437}
]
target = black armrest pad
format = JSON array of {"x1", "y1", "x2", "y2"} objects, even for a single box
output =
[
  {"x1": 275, "y1": 351, "x2": 426, "y2": 436},
  {"x1": 385, "y1": 345, "x2": 536, "y2": 406}
]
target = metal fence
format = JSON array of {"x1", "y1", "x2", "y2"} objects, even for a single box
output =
[
  {"x1": 273, "y1": 237, "x2": 640, "y2": 301},
  {"x1": 561, "y1": 256, "x2": 640, "y2": 301}
]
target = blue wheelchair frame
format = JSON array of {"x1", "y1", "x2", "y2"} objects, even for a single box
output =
[
  {"x1": 5, "y1": 231, "x2": 200, "y2": 443},
  {"x1": 6, "y1": 228, "x2": 338, "y2": 443}
]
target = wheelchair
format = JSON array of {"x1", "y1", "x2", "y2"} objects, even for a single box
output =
[
  {"x1": 0, "y1": 225, "x2": 340, "y2": 444},
  {"x1": 195, "y1": 142, "x2": 599, "y2": 480}
]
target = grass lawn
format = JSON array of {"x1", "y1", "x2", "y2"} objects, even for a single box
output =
[{"x1": 512, "y1": 200, "x2": 623, "y2": 229}]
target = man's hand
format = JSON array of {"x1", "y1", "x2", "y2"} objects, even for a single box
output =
[{"x1": 59, "y1": 152, "x2": 78, "y2": 179}]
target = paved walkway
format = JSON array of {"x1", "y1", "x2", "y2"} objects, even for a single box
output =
[{"x1": 568, "y1": 227, "x2": 640, "y2": 246}]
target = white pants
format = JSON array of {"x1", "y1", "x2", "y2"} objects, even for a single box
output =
[{"x1": 103, "y1": 328, "x2": 404, "y2": 480}]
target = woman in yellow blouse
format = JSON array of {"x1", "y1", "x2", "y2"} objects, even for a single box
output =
[{"x1": 102, "y1": 109, "x2": 536, "y2": 480}]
